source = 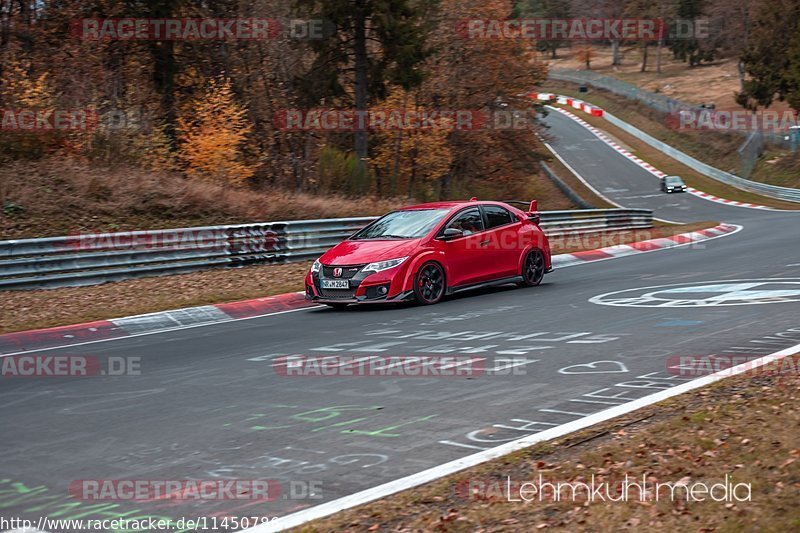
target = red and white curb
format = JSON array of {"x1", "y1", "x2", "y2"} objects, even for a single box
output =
[
  {"x1": 552, "y1": 222, "x2": 741, "y2": 268},
  {"x1": 531, "y1": 92, "x2": 605, "y2": 117},
  {"x1": 534, "y1": 93, "x2": 774, "y2": 210},
  {"x1": 0, "y1": 292, "x2": 316, "y2": 356},
  {"x1": 0, "y1": 224, "x2": 740, "y2": 356}
]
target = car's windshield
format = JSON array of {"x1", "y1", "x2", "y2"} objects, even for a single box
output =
[
  {"x1": 666, "y1": 176, "x2": 684, "y2": 184},
  {"x1": 352, "y1": 208, "x2": 450, "y2": 240}
]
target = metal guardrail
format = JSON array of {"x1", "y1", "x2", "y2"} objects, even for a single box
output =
[
  {"x1": 601, "y1": 111, "x2": 800, "y2": 203},
  {"x1": 0, "y1": 209, "x2": 652, "y2": 290}
]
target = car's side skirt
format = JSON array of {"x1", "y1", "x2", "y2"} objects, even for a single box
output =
[{"x1": 445, "y1": 275, "x2": 524, "y2": 296}]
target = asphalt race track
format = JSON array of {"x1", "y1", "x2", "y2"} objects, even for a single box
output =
[{"x1": 2, "y1": 111, "x2": 800, "y2": 528}]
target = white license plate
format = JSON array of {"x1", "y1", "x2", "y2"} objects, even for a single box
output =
[{"x1": 321, "y1": 279, "x2": 350, "y2": 289}]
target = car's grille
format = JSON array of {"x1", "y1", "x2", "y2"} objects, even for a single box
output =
[
  {"x1": 322, "y1": 265, "x2": 363, "y2": 279},
  {"x1": 319, "y1": 288, "x2": 357, "y2": 299}
]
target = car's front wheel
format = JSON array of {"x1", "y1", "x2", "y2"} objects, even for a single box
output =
[
  {"x1": 414, "y1": 262, "x2": 446, "y2": 305},
  {"x1": 519, "y1": 249, "x2": 545, "y2": 287}
]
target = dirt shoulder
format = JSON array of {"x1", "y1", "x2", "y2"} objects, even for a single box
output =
[
  {"x1": 0, "y1": 222, "x2": 716, "y2": 334},
  {"x1": 299, "y1": 364, "x2": 800, "y2": 532}
]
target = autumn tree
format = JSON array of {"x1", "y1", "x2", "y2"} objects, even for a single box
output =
[
  {"x1": 418, "y1": 0, "x2": 548, "y2": 199},
  {"x1": 575, "y1": 46, "x2": 595, "y2": 69},
  {"x1": 177, "y1": 77, "x2": 256, "y2": 185},
  {"x1": 371, "y1": 87, "x2": 453, "y2": 198},
  {"x1": 737, "y1": 0, "x2": 800, "y2": 111},
  {"x1": 787, "y1": 19, "x2": 800, "y2": 113},
  {"x1": 295, "y1": 0, "x2": 435, "y2": 161},
  {"x1": 669, "y1": 0, "x2": 716, "y2": 66},
  {"x1": 513, "y1": 0, "x2": 571, "y2": 59}
]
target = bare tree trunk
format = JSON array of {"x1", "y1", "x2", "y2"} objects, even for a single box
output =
[
  {"x1": 611, "y1": 39, "x2": 621, "y2": 66},
  {"x1": 390, "y1": 92, "x2": 408, "y2": 196},
  {"x1": 656, "y1": 7, "x2": 665, "y2": 74},
  {"x1": 353, "y1": 0, "x2": 369, "y2": 161},
  {"x1": 641, "y1": 43, "x2": 649, "y2": 72},
  {"x1": 408, "y1": 151, "x2": 417, "y2": 198},
  {"x1": 738, "y1": 7, "x2": 750, "y2": 92}
]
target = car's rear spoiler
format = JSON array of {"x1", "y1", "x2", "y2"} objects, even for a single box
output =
[{"x1": 504, "y1": 200, "x2": 541, "y2": 225}]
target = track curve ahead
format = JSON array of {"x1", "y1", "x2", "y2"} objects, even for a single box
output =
[{"x1": 2, "y1": 112, "x2": 800, "y2": 526}]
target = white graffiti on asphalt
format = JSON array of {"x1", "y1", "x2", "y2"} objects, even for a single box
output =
[{"x1": 591, "y1": 279, "x2": 800, "y2": 308}]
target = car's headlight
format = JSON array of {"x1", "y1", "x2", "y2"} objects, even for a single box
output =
[
  {"x1": 363, "y1": 257, "x2": 408, "y2": 273},
  {"x1": 311, "y1": 259, "x2": 321, "y2": 273}
]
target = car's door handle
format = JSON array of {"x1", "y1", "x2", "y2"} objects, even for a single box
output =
[{"x1": 480, "y1": 240, "x2": 491, "y2": 247}]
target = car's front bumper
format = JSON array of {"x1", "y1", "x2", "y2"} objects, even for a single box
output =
[
  {"x1": 305, "y1": 289, "x2": 415, "y2": 305},
  {"x1": 304, "y1": 263, "x2": 412, "y2": 304}
]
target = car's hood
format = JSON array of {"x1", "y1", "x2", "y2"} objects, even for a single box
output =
[{"x1": 319, "y1": 238, "x2": 421, "y2": 266}]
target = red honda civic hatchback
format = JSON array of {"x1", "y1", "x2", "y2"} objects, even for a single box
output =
[{"x1": 304, "y1": 199, "x2": 552, "y2": 308}]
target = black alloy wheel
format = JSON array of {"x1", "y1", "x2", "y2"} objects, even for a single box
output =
[{"x1": 414, "y1": 262, "x2": 446, "y2": 305}]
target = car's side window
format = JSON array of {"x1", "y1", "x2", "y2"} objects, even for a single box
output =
[
  {"x1": 445, "y1": 208, "x2": 484, "y2": 236},
  {"x1": 483, "y1": 206, "x2": 514, "y2": 229}
]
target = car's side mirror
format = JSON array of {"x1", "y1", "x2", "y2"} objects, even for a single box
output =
[{"x1": 439, "y1": 228, "x2": 464, "y2": 240}]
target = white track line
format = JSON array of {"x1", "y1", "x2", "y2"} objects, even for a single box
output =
[
  {"x1": 542, "y1": 140, "x2": 683, "y2": 225},
  {"x1": 245, "y1": 341, "x2": 800, "y2": 532},
  {"x1": 542, "y1": 142, "x2": 625, "y2": 210},
  {"x1": 0, "y1": 305, "x2": 323, "y2": 358}
]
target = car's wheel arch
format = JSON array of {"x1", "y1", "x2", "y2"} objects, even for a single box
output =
[
  {"x1": 518, "y1": 245, "x2": 548, "y2": 274},
  {"x1": 401, "y1": 251, "x2": 446, "y2": 292}
]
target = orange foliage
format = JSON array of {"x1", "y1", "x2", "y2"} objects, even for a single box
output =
[
  {"x1": 575, "y1": 46, "x2": 595, "y2": 70},
  {"x1": 177, "y1": 77, "x2": 256, "y2": 185},
  {"x1": 371, "y1": 87, "x2": 454, "y2": 198}
]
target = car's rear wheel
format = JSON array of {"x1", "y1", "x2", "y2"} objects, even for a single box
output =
[
  {"x1": 324, "y1": 303, "x2": 349, "y2": 310},
  {"x1": 414, "y1": 262, "x2": 445, "y2": 305},
  {"x1": 519, "y1": 249, "x2": 545, "y2": 287}
]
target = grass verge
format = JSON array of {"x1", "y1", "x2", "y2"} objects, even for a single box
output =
[
  {"x1": 298, "y1": 367, "x2": 800, "y2": 531},
  {"x1": 0, "y1": 222, "x2": 718, "y2": 334}
]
